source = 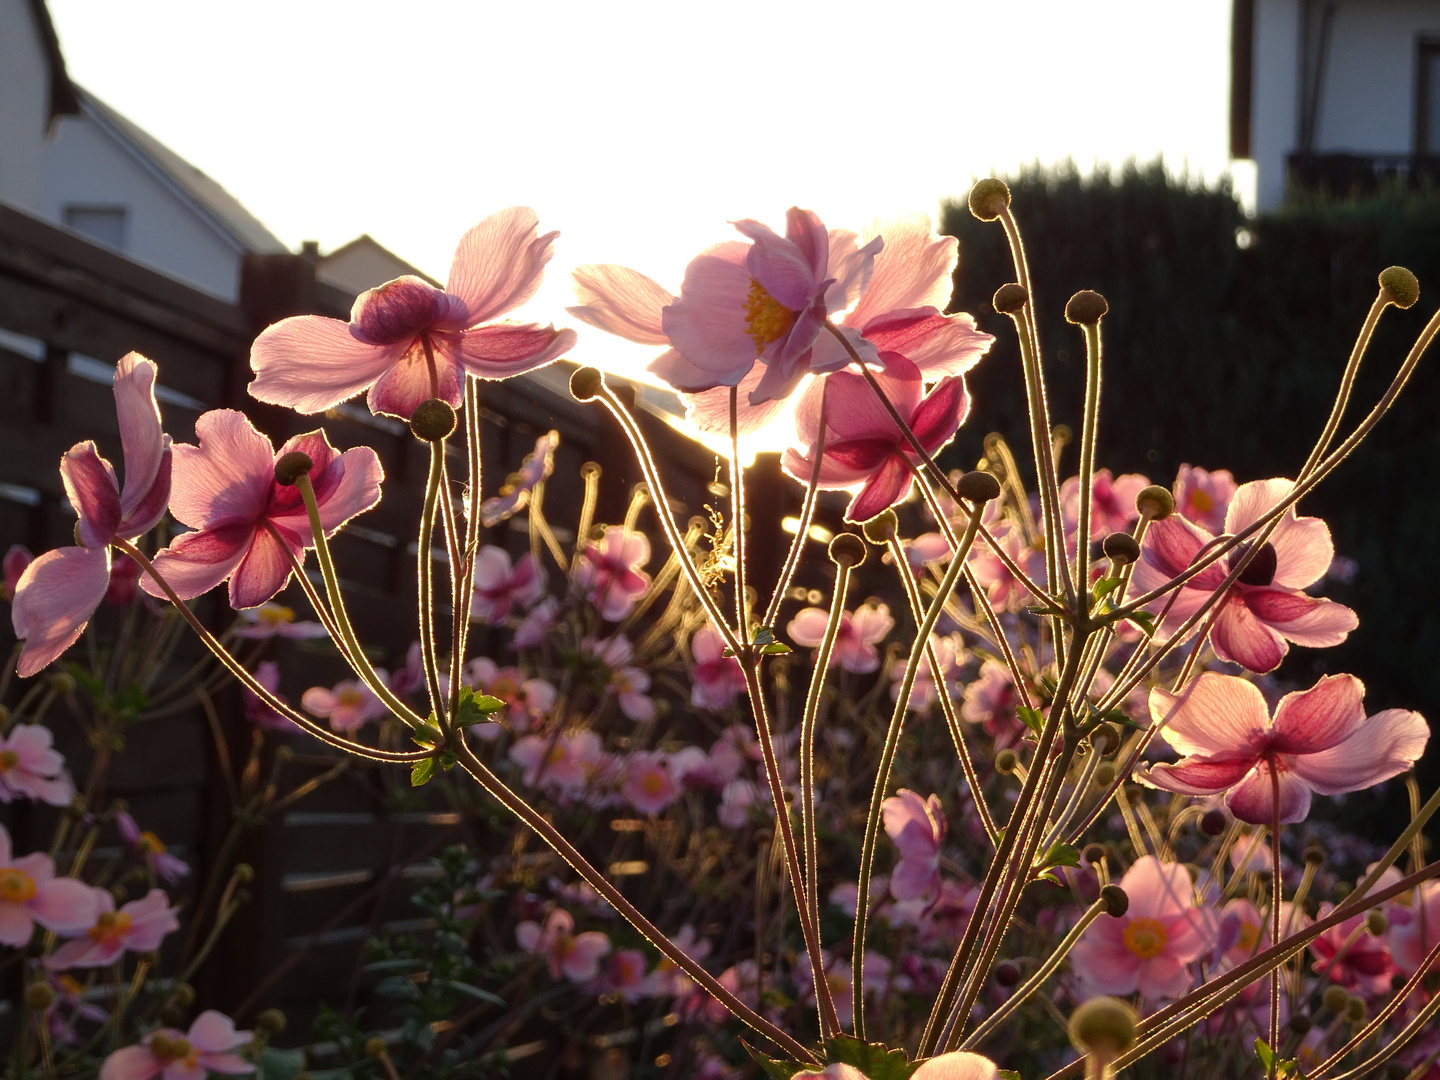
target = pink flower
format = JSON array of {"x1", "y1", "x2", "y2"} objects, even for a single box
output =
[
  {"x1": 301, "y1": 677, "x2": 388, "y2": 733},
  {"x1": 584, "y1": 635, "x2": 656, "y2": 722},
  {"x1": 0, "y1": 825, "x2": 97, "y2": 945},
  {"x1": 2, "y1": 545, "x2": 32, "y2": 602},
  {"x1": 142, "y1": 411, "x2": 382, "y2": 610},
  {"x1": 509, "y1": 730, "x2": 603, "y2": 792},
  {"x1": 12, "y1": 354, "x2": 171, "y2": 676},
  {"x1": 1060, "y1": 470, "x2": 1150, "y2": 542},
  {"x1": 1070, "y1": 855, "x2": 1218, "y2": 999},
  {"x1": 966, "y1": 518, "x2": 1047, "y2": 614},
  {"x1": 1309, "y1": 901, "x2": 1395, "y2": 995},
  {"x1": 116, "y1": 813, "x2": 189, "y2": 884},
  {"x1": 787, "y1": 601, "x2": 893, "y2": 674},
  {"x1": 604, "y1": 949, "x2": 651, "y2": 1001},
  {"x1": 1143, "y1": 672, "x2": 1428, "y2": 825},
  {"x1": 1131, "y1": 478, "x2": 1358, "y2": 673},
  {"x1": 782, "y1": 361, "x2": 970, "y2": 522},
  {"x1": 480, "y1": 430, "x2": 558, "y2": 527},
  {"x1": 512, "y1": 596, "x2": 558, "y2": 649},
  {"x1": 0, "y1": 724, "x2": 74, "y2": 806},
  {"x1": 48, "y1": 887, "x2": 179, "y2": 969},
  {"x1": 99, "y1": 1010, "x2": 252, "y2": 1080},
  {"x1": 890, "y1": 633, "x2": 965, "y2": 712},
  {"x1": 242, "y1": 661, "x2": 291, "y2": 731},
  {"x1": 1173, "y1": 464, "x2": 1236, "y2": 534},
  {"x1": 793, "y1": 1053, "x2": 997, "y2": 1080},
  {"x1": 104, "y1": 558, "x2": 142, "y2": 606},
  {"x1": 573, "y1": 527, "x2": 650, "y2": 621},
  {"x1": 622, "y1": 752, "x2": 677, "y2": 815},
  {"x1": 515, "y1": 908, "x2": 611, "y2": 982},
  {"x1": 883, "y1": 789, "x2": 946, "y2": 903},
  {"x1": 233, "y1": 602, "x2": 327, "y2": 639},
  {"x1": 463, "y1": 658, "x2": 555, "y2": 736},
  {"x1": 1388, "y1": 881, "x2": 1440, "y2": 977},
  {"x1": 469, "y1": 547, "x2": 545, "y2": 623},
  {"x1": 689, "y1": 625, "x2": 747, "y2": 711},
  {"x1": 250, "y1": 208, "x2": 575, "y2": 419}
]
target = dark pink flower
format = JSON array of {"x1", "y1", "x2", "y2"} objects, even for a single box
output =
[
  {"x1": 1143, "y1": 672, "x2": 1428, "y2": 825},
  {"x1": 99, "y1": 1010, "x2": 251, "y2": 1080},
  {"x1": 689, "y1": 625, "x2": 746, "y2": 711},
  {"x1": 12, "y1": 354, "x2": 172, "y2": 676},
  {"x1": 0, "y1": 825, "x2": 98, "y2": 946},
  {"x1": 573, "y1": 528, "x2": 650, "y2": 621},
  {"x1": 1309, "y1": 900, "x2": 1396, "y2": 995},
  {"x1": 142, "y1": 411, "x2": 382, "y2": 610},
  {"x1": 1131, "y1": 478, "x2": 1358, "y2": 672},
  {"x1": 469, "y1": 547, "x2": 545, "y2": 623},
  {"x1": 250, "y1": 208, "x2": 575, "y2": 419},
  {"x1": 0, "y1": 724, "x2": 74, "y2": 806},
  {"x1": 882, "y1": 789, "x2": 946, "y2": 902},
  {"x1": 1389, "y1": 881, "x2": 1440, "y2": 976},
  {"x1": 1173, "y1": 464, "x2": 1236, "y2": 534},
  {"x1": 1, "y1": 545, "x2": 32, "y2": 602},
  {"x1": 1060, "y1": 469, "x2": 1150, "y2": 542},
  {"x1": 787, "y1": 602, "x2": 893, "y2": 674},
  {"x1": 47, "y1": 887, "x2": 178, "y2": 969},
  {"x1": 515, "y1": 908, "x2": 611, "y2": 982}
]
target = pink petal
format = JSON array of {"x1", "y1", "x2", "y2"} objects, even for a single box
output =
[
  {"x1": 889, "y1": 858, "x2": 939, "y2": 902},
  {"x1": 660, "y1": 243, "x2": 759, "y2": 388},
  {"x1": 908, "y1": 1053, "x2": 999, "y2": 1080},
  {"x1": 112, "y1": 354, "x2": 167, "y2": 517},
  {"x1": 862, "y1": 310, "x2": 994, "y2": 379},
  {"x1": 1149, "y1": 673, "x2": 1270, "y2": 758},
  {"x1": 249, "y1": 316, "x2": 402, "y2": 414},
  {"x1": 168, "y1": 411, "x2": 274, "y2": 531},
  {"x1": 910, "y1": 377, "x2": 970, "y2": 449},
  {"x1": 197, "y1": 1055, "x2": 253, "y2": 1076},
  {"x1": 367, "y1": 338, "x2": 463, "y2": 417},
  {"x1": 1121, "y1": 856, "x2": 1197, "y2": 923},
  {"x1": 229, "y1": 523, "x2": 299, "y2": 609},
  {"x1": 143, "y1": 525, "x2": 253, "y2": 602},
  {"x1": 99, "y1": 1045, "x2": 163, "y2": 1080},
  {"x1": 29, "y1": 875, "x2": 102, "y2": 935},
  {"x1": 61, "y1": 443, "x2": 122, "y2": 548},
  {"x1": 1070, "y1": 927, "x2": 1141, "y2": 995},
  {"x1": 569, "y1": 264, "x2": 674, "y2": 345},
  {"x1": 1209, "y1": 597, "x2": 1288, "y2": 673},
  {"x1": 1134, "y1": 515, "x2": 1228, "y2": 588},
  {"x1": 736, "y1": 212, "x2": 824, "y2": 310},
  {"x1": 1224, "y1": 478, "x2": 1295, "y2": 534},
  {"x1": 1165, "y1": 905, "x2": 1221, "y2": 963},
  {"x1": 1244, "y1": 588, "x2": 1357, "y2": 648},
  {"x1": 442, "y1": 322, "x2": 575, "y2": 380},
  {"x1": 1225, "y1": 762, "x2": 1313, "y2": 825},
  {"x1": 1134, "y1": 953, "x2": 1191, "y2": 999},
  {"x1": 277, "y1": 446, "x2": 383, "y2": 539},
  {"x1": 1270, "y1": 513, "x2": 1334, "y2": 588},
  {"x1": 1270, "y1": 674, "x2": 1365, "y2": 754},
  {"x1": 187, "y1": 1010, "x2": 251, "y2": 1052},
  {"x1": 0, "y1": 903, "x2": 34, "y2": 946},
  {"x1": 850, "y1": 216, "x2": 955, "y2": 321},
  {"x1": 444, "y1": 207, "x2": 557, "y2": 326},
  {"x1": 1291, "y1": 708, "x2": 1429, "y2": 794},
  {"x1": 845, "y1": 454, "x2": 912, "y2": 522},
  {"x1": 118, "y1": 448, "x2": 173, "y2": 539},
  {"x1": 12, "y1": 546, "x2": 112, "y2": 677},
  {"x1": 1143, "y1": 756, "x2": 1258, "y2": 796}
]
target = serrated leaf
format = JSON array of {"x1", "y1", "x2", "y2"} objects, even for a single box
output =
[
  {"x1": 760, "y1": 642, "x2": 792, "y2": 655},
  {"x1": 740, "y1": 1040, "x2": 803, "y2": 1080},
  {"x1": 455, "y1": 686, "x2": 504, "y2": 728},
  {"x1": 998, "y1": 1071, "x2": 1022, "y2": 1080},
  {"x1": 1017, "y1": 706, "x2": 1044, "y2": 735},
  {"x1": 1092, "y1": 576, "x2": 1122, "y2": 599},
  {"x1": 1039, "y1": 842, "x2": 1081, "y2": 870},
  {"x1": 825, "y1": 1035, "x2": 918, "y2": 1080},
  {"x1": 752, "y1": 626, "x2": 777, "y2": 645},
  {"x1": 411, "y1": 757, "x2": 436, "y2": 787},
  {"x1": 413, "y1": 722, "x2": 444, "y2": 748},
  {"x1": 1128, "y1": 610, "x2": 1157, "y2": 637}
]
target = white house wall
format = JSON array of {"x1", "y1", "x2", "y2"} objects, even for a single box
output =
[{"x1": 0, "y1": 0, "x2": 52, "y2": 213}]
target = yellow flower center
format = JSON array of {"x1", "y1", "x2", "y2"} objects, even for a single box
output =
[
  {"x1": 640, "y1": 772, "x2": 666, "y2": 796},
  {"x1": 554, "y1": 931, "x2": 576, "y2": 958},
  {"x1": 1236, "y1": 920, "x2": 1260, "y2": 954},
  {"x1": 0, "y1": 750, "x2": 18, "y2": 772},
  {"x1": 743, "y1": 279, "x2": 797, "y2": 356},
  {"x1": 0, "y1": 868, "x2": 37, "y2": 904},
  {"x1": 138, "y1": 831, "x2": 166, "y2": 855},
  {"x1": 1188, "y1": 489, "x2": 1213, "y2": 513},
  {"x1": 87, "y1": 910, "x2": 132, "y2": 945},
  {"x1": 545, "y1": 745, "x2": 568, "y2": 765},
  {"x1": 1122, "y1": 917, "x2": 1169, "y2": 959},
  {"x1": 337, "y1": 688, "x2": 364, "y2": 708},
  {"x1": 258, "y1": 604, "x2": 295, "y2": 626},
  {"x1": 491, "y1": 676, "x2": 519, "y2": 699},
  {"x1": 149, "y1": 1034, "x2": 197, "y2": 1065}
]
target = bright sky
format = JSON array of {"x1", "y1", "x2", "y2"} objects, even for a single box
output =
[{"x1": 48, "y1": 0, "x2": 1247, "y2": 379}]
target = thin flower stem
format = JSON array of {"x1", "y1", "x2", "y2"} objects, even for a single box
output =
[
  {"x1": 449, "y1": 740, "x2": 818, "y2": 1065},
  {"x1": 961, "y1": 895, "x2": 1111, "y2": 1050},
  {"x1": 576, "y1": 462, "x2": 602, "y2": 552},
  {"x1": 436, "y1": 452, "x2": 467, "y2": 719},
  {"x1": 1075, "y1": 321, "x2": 1103, "y2": 603},
  {"x1": 1310, "y1": 931, "x2": 1440, "y2": 1078},
  {"x1": 729, "y1": 386, "x2": 750, "y2": 639},
  {"x1": 414, "y1": 444, "x2": 448, "y2": 724},
  {"x1": 1042, "y1": 742, "x2": 1104, "y2": 853},
  {"x1": 1322, "y1": 990, "x2": 1440, "y2": 1080},
  {"x1": 885, "y1": 533, "x2": 998, "y2": 843},
  {"x1": 1269, "y1": 773, "x2": 1283, "y2": 1078},
  {"x1": 761, "y1": 383, "x2": 828, "y2": 632},
  {"x1": 291, "y1": 475, "x2": 430, "y2": 730},
  {"x1": 854, "y1": 505, "x2": 983, "y2": 1039},
  {"x1": 113, "y1": 539, "x2": 430, "y2": 763},
  {"x1": 1299, "y1": 290, "x2": 1390, "y2": 481}
]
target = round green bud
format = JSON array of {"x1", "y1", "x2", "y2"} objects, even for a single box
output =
[
  {"x1": 992, "y1": 282, "x2": 1028, "y2": 314},
  {"x1": 364, "y1": 1037, "x2": 389, "y2": 1058},
  {"x1": 48, "y1": 671, "x2": 76, "y2": 695},
  {"x1": 993, "y1": 960, "x2": 1021, "y2": 987},
  {"x1": 569, "y1": 366, "x2": 605, "y2": 402},
  {"x1": 1083, "y1": 843, "x2": 1108, "y2": 865},
  {"x1": 1199, "y1": 808, "x2": 1228, "y2": 836},
  {"x1": 1102, "y1": 533, "x2": 1141, "y2": 565},
  {"x1": 969, "y1": 178, "x2": 1012, "y2": 221},
  {"x1": 256, "y1": 1009, "x2": 287, "y2": 1034},
  {"x1": 159, "y1": 1005, "x2": 183, "y2": 1027},
  {"x1": 1304, "y1": 845, "x2": 1326, "y2": 866},
  {"x1": 1100, "y1": 884, "x2": 1129, "y2": 918},
  {"x1": 1322, "y1": 985, "x2": 1351, "y2": 1014},
  {"x1": 1068, "y1": 996, "x2": 1138, "y2": 1062},
  {"x1": 171, "y1": 983, "x2": 195, "y2": 1007},
  {"x1": 1379, "y1": 266, "x2": 1420, "y2": 309},
  {"x1": 956, "y1": 470, "x2": 1002, "y2": 504},
  {"x1": 275, "y1": 745, "x2": 295, "y2": 763},
  {"x1": 1345, "y1": 996, "x2": 1367, "y2": 1023},
  {"x1": 149, "y1": 1034, "x2": 175, "y2": 1058},
  {"x1": 1064, "y1": 290, "x2": 1109, "y2": 325},
  {"x1": 862, "y1": 510, "x2": 899, "y2": 545},
  {"x1": 24, "y1": 982, "x2": 55, "y2": 1010},
  {"x1": 1135, "y1": 484, "x2": 1175, "y2": 521},
  {"x1": 995, "y1": 749, "x2": 1019, "y2": 775},
  {"x1": 827, "y1": 532, "x2": 867, "y2": 569},
  {"x1": 233, "y1": 863, "x2": 255, "y2": 884},
  {"x1": 273, "y1": 451, "x2": 314, "y2": 487},
  {"x1": 1287, "y1": 1012, "x2": 1312, "y2": 1036},
  {"x1": 408, "y1": 398, "x2": 456, "y2": 442},
  {"x1": 1366, "y1": 909, "x2": 1388, "y2": 936},
  {"x1": 1092, "y1": 761, "x2": 1117, "y2": 788}
]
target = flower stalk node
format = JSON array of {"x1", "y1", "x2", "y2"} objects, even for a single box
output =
[
  {"x1": 273, "y1": 451, "x2": 314, "y2": 487},
  {"x1": 1065, "y1": 290, "x2": 1109, "y2": 325},
  {"x1": 1099, "y1": 884, "x2": 1129, "y2": 918},
  {"x1": 409, "y1": 398, "x2": 457, "y2": 441},
  {"x1": 1379, "y1": 265, "x2": 1420, "y2": 309},
  {"x1": 862, "y1": 510, "x2": 899, "y2": 545},
  {"x1": 969, "y1": 178, "x2": 1012, "y2": 221}
]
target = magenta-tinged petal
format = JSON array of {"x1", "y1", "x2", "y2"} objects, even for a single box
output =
[
  {"x1": 1271, "y1": 674, "x2": 1365, "y2": 754},
  {"x1": 846, "y1": 454, "x2": 912, "y2": 522},
  {"x1": 861, "y1": 310, "x2": 994, "y2": 379},
  {"x1": 264, "y1": 430, "x2": 343, "y2": 526},
  {"x1": 249, "y1": 315, "x2": 403, "y2": 414},
  {"x1": 1150, "y1": 674, "x2": 1270, "y2": 758},
  {"x1": 908, "y1": 1051, "x2": 999, "y2": 1080},
  {"x1": 29, "y1": 875, "x2": 102, "y2": 935},
  {"x1": 1070, "y1": 924, "x2": 1142, "y2": 995},
  {"x1": 444, "y1": 207, "x2": 557, "y2": 326},
  {"x1": 351, "y1": 277, "x2": 444, "y2": 345},
  {"x1": 1143, "y1": 756, "x2": 1258, "y2": 795},
  {"x1": 1270, "y1": 513, "x2": 1334, "y2": 588},
  {"x1": 806, "y1": 320, "x2": 880, "y2": 374},
  {"x1": 113, "y1": 354, "x2": 166, "y2": 518},
  {"x1": 1291, "y1": 708, "x2": 1429, "y2": 794},
  {"x1": 849, "y1": 214, "x2": 956, "y2": 325},
  {"x1": 61, "y1": 442, "x2": 122, "y2": 548},
  {"x1": 229, "y1": 523, "x2": 300, "y2": 610},
  {"x1": 98, "y1": 1044, "x2": 163, "y2": 1080},
  {"x1": 187, "y1": 1010, "x2": 251, "y2": 1052},
  {"x1": 197, "y1": 1054, "x2": 254, "y2": 1076},
  {"x1": 1165, "y1": 906, "x2": 1220, "y2": 963},
  {"x1": 168, "y1": 411, "x2": 275, "y2": 531},
  {"x1": 1209, "y1": 597, "x2": 1288, "y2": 673},
  {"x1": 661, "y1": 243, "x2": 759, "y2": 388},
  {"x1": 367, "y1": 338, "x2": 463, "y2": 417},
  {"x1": 1135, "y1": 515, "x2": 1228, "y2": 588},
  {"x1": 569, "y1": 264, "x2": 674, "y2": 345},
  {"x1": 269, "y1": 444, "x2": 383, "y2": 540},
  {"x1": 1244, "y1": 588, "x2": 1357, "y2": 648},
  {"x1": 118, "y1": 448, "x2": 172, "y2": 540},
  {"x1": 1224, "y1": 478, "x2": 1294, "y2": 535},
  {"x1": 1226, "y1": 762, "x2": 1313, "y2": 825},
  {"x1": 910, "y1": 377, "x2": 970, "y2": 450},
  {"x1": 143, "y1": 525, "x2": 253, "y2": 602},
  {"x1": 679, "y1": 365, "x2": 796, "y2": 440},
  {"x1": 736, "y1": 214, "x2": 823, "y2": 310},
  {"x1": 12, "y1": 546, "x2": 112, "y2": 677},
  {"x1": 443, "y1": 322, "x2": 575, "y2": 380}
]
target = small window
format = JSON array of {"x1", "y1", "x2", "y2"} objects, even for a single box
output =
[
  {"x1": 1418, "y1": 39, "x2": 1440, "y2": 155},
  {"x1": 62, "y1": 205, "x2": 128, "y2": 250}
]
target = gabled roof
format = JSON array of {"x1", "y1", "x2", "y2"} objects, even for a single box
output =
[
  {"x1": 77, "y1": 87, "x2": 288, "y2": 256},
  {"x1": 24, "y1": 0, "x2": 80, "y2": 122},
  {"x1": 318, "y1": 233, "x2": 442, "y2": 294}
]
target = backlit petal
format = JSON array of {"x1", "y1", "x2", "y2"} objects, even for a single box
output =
[
  {"x1": 1150, "y1": 673, "x2": 1270, "y2": 758},
  {"x1": 168, "y1": 411, "x2": 275, "y2": 530},
  {"x1": 444, "y1": 323, "x2": 575, "y2": 380},
  {"x1": 12, "y1": 546, "x2": 111, "y2": 677},
  {"x1": 569, "y1": 264, "x2": 673, "y2": 345},
  {"x1": 1291, "y1": 708, "x2": 1429, "y2": 794},
  {"x1": 445, "y1": 207, "x2": 557, "y2": 326},
  {"x1": 61, "y1": 443, "x2": 121, "y2": 548},
  {"x1": 113, "y1": 354, "x2": 166, "y2": 520},
  {"x1": 1210, "y1": 597, "x2": 1288, "y2": 672},
  {"x1": 249, "y1": 316, "x2": 402, "y2": 414},
  {"x1": 1271, "y1": 674, "x2": 1365, "y2": 753},
  {"x1": 143, "y1": 525, "x2": 252, "y2": 602}
]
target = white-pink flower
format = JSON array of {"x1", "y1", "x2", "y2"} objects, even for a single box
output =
[
  {"x1": 1173, "y1": 464, "x2": 1237, "y2": 534},
  {"x1": 0, "y1": 825, "x2": 97, "y2": 946},
  {"x1": 301, "y1": 677, "x2": 389, "y2": 733},
  {"x1": 509, "y1": 729, "x2": 603, "y2": 792},
  {"x1": 573, "y1": 527, "x2": 650, "y2": 621},
  {"x1": 99, "y1": 1010, "x2": 252, "y2": 1080},
  {"x1": 0, "y1": 724, "x2": 74, "y2": 806},
  {"x1": 622, "y1": 752, "x2": 678, "y2": 815},
  {"x1": 480, "y1": 430, "x2": 558, "y2": 527},
  {"x1": 890, "y1": 633, "x2": 965, "y2": 713},
  {"x1": 469, "y1": 547, "x2": 545, "y2": 623},
  {"x1": 883, "y1": 789, "x2": 946, "y2": 903},
  {"x1": 515, "y1": 908, "x2": 611, "y2": 982},
  {"x1": 786, "y1": 601, "x2": 893, "y2": 674},
  {"x1": 232, "y1": 602, "x2": 327, "y2": 640},
  {"x1": 48, "y1": 887, "x2": 179, "y2": 969},
  {"x1": 689, "y1": 625, "x2": 747, "y2": 711}
]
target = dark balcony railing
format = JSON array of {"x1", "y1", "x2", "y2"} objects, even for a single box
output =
[{"x1": 1286, "y1": 152, "x2": 1440, "y2": 198}]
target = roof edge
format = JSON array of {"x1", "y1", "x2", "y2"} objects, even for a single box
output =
[{"x1": 25, "y1": 0, "x2": 81, "y2": 121}]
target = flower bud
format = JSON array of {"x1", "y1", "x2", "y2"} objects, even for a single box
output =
[
  {"x1": 1091, "y1": 723, "x2": 1123, "y2": 755},
  {"x1": 956, "y1": 470, "x2": 1002, "y2": 504},
  {"x1": 995, "y1": 749, "x2": 1019, "y2": 775},
  {"x1": 1345, "y1": 996, "x2": 1367, "y2": 1024},
  {"x1": 364, "y1": 1037, "x2": 389, "y2": 1058},
  {"x1": 1069, "y1": 996, "x2": 1138, "y2": 1065},
  {"x1": 992, "y1": 282, "x2": 1028, "y2": 314},
  {"x1": 1287, "y1": 1012, "x2": 1312, "y2": 1035},
  {"x1": 409, "y1": 398, "x2": 456, "y2": 442},
  {"x1": 1304, "y1": 845, "x2": 1325, "y2": 866},
  {"x1": 1064, "y1": 290, "x2": 1109, "y2": 325},
  {"x1": 1135, "y1": 485, "x2": 1175, "y2": 521},
  {"x1": 862, "y1": 510, "x2": 898, "y2": 545},
  {"x1": 233, "y1": 863, "x2": 255, "y2": 884},
  {"x1": 273, "y1": 451, "x2": 314, "y2": 487},
  {"x1": 256, "y1": 1009, "x2": 287, "y2": 1034},
  {"x1": 24, "y1": 982, "x2": 54, "y2": 1010},
  {"x1": 993, "y1": 960, "x2": 1022, "y2": 987},
  {"x1": 1101, "y1": 533, "x2": 1140, "y2": 565},
  {"x1": 171, "y1": 983, "x2": 195, "y2": 1007},
  {"x1": 1092, "y1": 761, "x2": 1117, "y2": 788},
  {"x1": 48, "y1": 671, "x2": 76, "y2": 695},
  {"x1": 569, "y1": 366, "x2": 605, "y2": 402},
  {"x1": 1322, "y1": 985, "x2": 1350, "y2": 1014},
  {"x1": 968, "y1": 178, "x2": 1012, "y2": 221},
  {"x1": 1083, "y1": 843, "x2": 1108, "y2": 865},
  {"x1": 1366, "y1": 909, "x2": 1387, "y2": 936},
  {"x1": 1099, "y1": 884, "x2": 1129, "y2": 918},
  {"x1": 1199, "y1": 808, "x2": 1228, "y2": 836},
  {"x1": 1379, "y1": 266, "x2": 1419, "y2": 309},
  {"x1": 827, "y1": 533, "x2": 867, "y2": 569}
]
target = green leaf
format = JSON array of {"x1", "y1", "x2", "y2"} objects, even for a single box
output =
[
  {"x1": 1254, "y1": 1038, "x2": 1274, "y2": 1071},
  {"x1": 257, "y1": 1047, "x2": 307, "y2": 1080},
  {"x1": 1128, "y1": 610, "x2": 1157, "y2": 637},
  {"x1": 740, "y1": 1040, "x2": 803, "y2": 1080},
  {"x1": 752, "y1": 626, "x2": 777, "y2": 645},
  {"x1": 999, "y1": 1072, "x2": 1022, "y2": 1080},
  {"x1": 1092, "y1": 576, "x2": 1122, "y2": 599},
  {"x1": 412, "y1": 722, "x2": 444, "y2": 748},
  {"x1": 434, "y1": 978, "x2": 505, "y2": 1006},
  {"x1": 411, "y1": 757, "x2": 436, "y2": 787},
  {"x1": 1038, "y1": 842, "x2": 1081, "y2": 871},
  {"x1": 1017, "y1": 706, "x2": 1044, "y2": 735},
  {"x1": 759, "y1": 642, "x2": 792, "y2": 655},
  {"x1": 454, "y1": 686, "x2": 504, "y2": 728},
  {"x1": 722, "y1": 647, "x2": 736, "y2": 658},
  {"x1": 825, "y1": 1035, "x2": 918, "y2": 1080},
  {"x1": 438, "y1": 750, "x2": 457, "y2": 771}
]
